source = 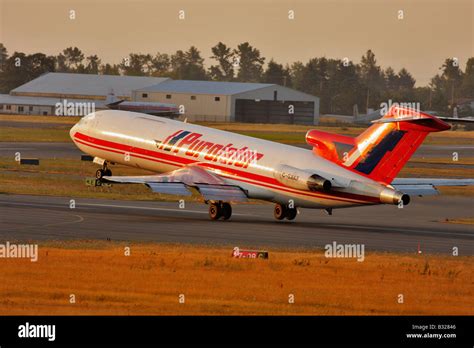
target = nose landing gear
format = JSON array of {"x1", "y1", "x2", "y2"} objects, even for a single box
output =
[{"x1": 95, "y1": 162, "x2": 112, "y2": 179}]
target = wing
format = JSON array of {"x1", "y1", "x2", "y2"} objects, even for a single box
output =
[
  {"x1": 392, "y1": 178, "x2": 474, "y2": 196},
  {"x1": 102, "y1": 165, "x2": 248, "y2": 202},
  {"x1": 437, "y1": 117, "x2": 474, "y2": 124}
]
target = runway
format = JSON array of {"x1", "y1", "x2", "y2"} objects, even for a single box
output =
[{"x1": 0, "y1": 194, "x2": 473, "y2": 254}]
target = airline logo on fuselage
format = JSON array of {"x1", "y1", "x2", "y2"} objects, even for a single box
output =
[{"x1": 155, "y1": 130, "x2": 264, "y2": 168}]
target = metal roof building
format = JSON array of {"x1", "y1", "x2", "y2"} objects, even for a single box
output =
[
  {"x1": 134, "y1": 80, "x2": 320, "y2": 124},
  {"x1": 0, "y1": 94, "x2": 107, "y2": 116},
  {"x1": 2, "y1": 73, "x2": 319, "y2": 123},
  {"x1": 1, "y1": 72, "x2": 169, "y2": 116},
  {"x1": 11, "y1": 72, "x2": 169, "y2": 100}
]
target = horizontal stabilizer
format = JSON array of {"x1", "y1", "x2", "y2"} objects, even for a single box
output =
[
  {"x1": 392, "y1": 178, "x2": 474, "y2": 196},
  {"x1": 391, "y1": 184, "x2": 438, "y2": 196},
  {"x1": 392, "y1": 178, "x2": 474, "y2": 186}
]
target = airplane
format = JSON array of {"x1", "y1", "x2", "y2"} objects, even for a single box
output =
[
  {"x1": 105, "y1": 92, "x2": 179, "y2": 117},
  {"x1": 69, "y1": 105, "x2": 474, "y2": 221}
]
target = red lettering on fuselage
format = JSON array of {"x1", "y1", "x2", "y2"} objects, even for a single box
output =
[{"x1": 160, "y1": 130, "x2": 263, "y2": 169}]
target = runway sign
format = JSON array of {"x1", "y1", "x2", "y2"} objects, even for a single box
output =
[
  {"x1": 232, "y1": 247, "x2": 268, "y2": 259},
  {"x1": 20, "y1": 158, "x2": 39, "y2": 165},
  {"x1": 81, "y1": 154, "x2": 94, "y2": 161},
  {"x1": 85, "y1": 177, "x2": 111, "y2": 187}
]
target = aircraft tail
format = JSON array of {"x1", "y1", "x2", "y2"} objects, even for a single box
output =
[{"x1": 342, "y1": 106, "x2": 450, "y2": 184}]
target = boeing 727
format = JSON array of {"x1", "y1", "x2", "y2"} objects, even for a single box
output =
[{"x1": 70, "y1": 106, "x2": 474, "y2": 220}]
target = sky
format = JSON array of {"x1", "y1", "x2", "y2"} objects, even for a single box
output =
[{"x1": 0, "y1": 0, "x2": 472, "y2": 86}]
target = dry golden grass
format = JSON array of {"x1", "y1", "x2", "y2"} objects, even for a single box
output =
[
  {"x1": 444, "y1": 218, "x2": 474, "y2": 225},
  {"x1": 0, "y1": 243, "x2": 472, "y2": 315}
]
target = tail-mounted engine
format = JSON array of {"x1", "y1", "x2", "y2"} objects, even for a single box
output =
[{"x1": 274, "y1": 164, "x2": 331, "y2": 192}]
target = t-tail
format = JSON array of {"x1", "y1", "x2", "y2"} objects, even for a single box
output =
[{"x1": 306, "y1": 106, "x2": 451, "y2": 185}]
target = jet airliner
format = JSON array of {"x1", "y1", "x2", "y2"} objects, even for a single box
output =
[{"x1": 70, "y1": 106, "x2": 474, "y2": 220}]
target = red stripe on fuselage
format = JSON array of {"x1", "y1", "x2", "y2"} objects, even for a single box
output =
[{"x1": 73, "y1": 132, "x2": 379, "y2": 204}]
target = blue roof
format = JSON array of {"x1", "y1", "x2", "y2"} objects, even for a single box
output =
[{"x1": 137, "y1": 80, "x2": 275, "y2": 95}]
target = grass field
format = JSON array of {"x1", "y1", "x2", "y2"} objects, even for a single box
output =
[
  {"x1": 0, "y1": 243, "x2": 472, "y2": 315},
  {"x1": 0, "y1": 158, "x2": 196, "y2": 201}
]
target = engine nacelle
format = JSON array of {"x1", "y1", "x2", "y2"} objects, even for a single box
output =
[
  {"x1": 345, "y1": 180, "x2": 410, "y2": 206},
  {"x1": 380, "y1": 187, "x2": 410, "y2": 205},
  {"x1": 274, "y1": 165, "x2": 331, "y2": 192}
]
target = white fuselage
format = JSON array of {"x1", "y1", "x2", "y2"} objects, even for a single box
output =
[{"x1": 70, "y1": 110, "x2": 383, "y2": 209}]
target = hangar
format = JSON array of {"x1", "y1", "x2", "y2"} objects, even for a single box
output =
[
  {"x1": 0, "y1": 72, "x2": 169, "y2": 116},
  {"x1": 0, "y1": 94, "x2": 107, "y2": 116},
  {"x1": 1, "y1": 73, "x2": 320, "y2": 123},
  {"x1": 10, "y1": 72, "x2": 168, "y2": 100},
  {"x1": 133, "y1": 80, "x2": 320, "y2": 124}
]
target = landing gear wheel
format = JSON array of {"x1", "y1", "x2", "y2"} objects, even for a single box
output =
[
  {"x1": 221, "y1": 203, "x2": 232, "y2": 220},
  {"x1": 104, "y1": 169, "x2": 112, "y2": 176},
  {"x1": 209, "y1": 203, "x2": 222, "y2": 220},
  {"x1": 286, "y1": 208, "x2": 297, "y2": 220},
  {"x1": 95, "y1": 169, "x2": 105, "y2": 179},
  {"x1": 274, "y1": 204, "x2": 287, "y2": 220}
]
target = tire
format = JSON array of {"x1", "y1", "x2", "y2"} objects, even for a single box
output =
[
  {"x1": 221, "y1": 203, "x2": 232, "y2": 220},
  {"x1": 274, "y1": 204, "x2": 287, "y2": 220},
  {"x1": 286, "y1": 208, "x2": 297, "y2": 220},
  {"x1": 209, "y1": 203, "x2": 222, "y2": 220},
  {"x1": 95, "y1": 169, "x2": 104, "y2": 179},
  {"x1": 104, "y1": 169, "x2": 112, "y2": 176}
]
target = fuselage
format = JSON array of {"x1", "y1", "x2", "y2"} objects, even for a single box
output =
[{"x1": 70, "y1": 110, "x2": 385, "y2": 209}]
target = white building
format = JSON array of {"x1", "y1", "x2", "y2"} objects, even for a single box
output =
[
  {"x1": 0, "y1": 72, "x2": 169, "y2": 116},
  {"x1": 1, "y1": 73, "x2": 320, "y2": 123},
  {"x1": 133, "y1": 80, "x2": 320, "y2": 124}
]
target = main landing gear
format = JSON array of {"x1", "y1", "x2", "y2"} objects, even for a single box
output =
[
  {"x1": 208, "y1": 201, "x2": 232, "y2": 221},
  {"x1": 274, "y1": 203, "x2": 297, "y2": 221},
  {"x1": 95, "y1": 161, "x2": 112, "y2": 180}
]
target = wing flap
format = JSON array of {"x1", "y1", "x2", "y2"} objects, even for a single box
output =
[
  {"x1": 195, "y1": 184, "x2": 248, "y2": 202},
  {"x1": 101, "y1": 165, "x2": 248, "y2": 201},
  {"x1": 146, "y1": 182, "x2": 192, "y2": 196},
  {"x1": 103, "y1": 175, "x2": 164, "y2": 184}
]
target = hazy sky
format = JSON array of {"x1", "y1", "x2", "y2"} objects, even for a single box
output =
[{"x1": 1, "y1": 0, "x2": 472, "y2": 86}]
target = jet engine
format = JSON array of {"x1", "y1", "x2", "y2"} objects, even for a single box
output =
[
  {"x1": 274, "y1": 165, "x2": 331, "y2": 192},
  {"x1": 379, "y1": 187, "x2": 410, "y2": 205},
  {"x1": 345, "y1": 180, "x2": 410, "y2": 206}
]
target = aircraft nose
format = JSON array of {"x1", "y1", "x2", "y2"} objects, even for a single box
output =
[{"x1": 69, "y1": 123, "x2": 79, "y2": 142}]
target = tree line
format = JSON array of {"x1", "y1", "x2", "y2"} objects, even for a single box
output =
[{"x1": 0, "y1": 42, "x2": 472, "y2": 115}]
